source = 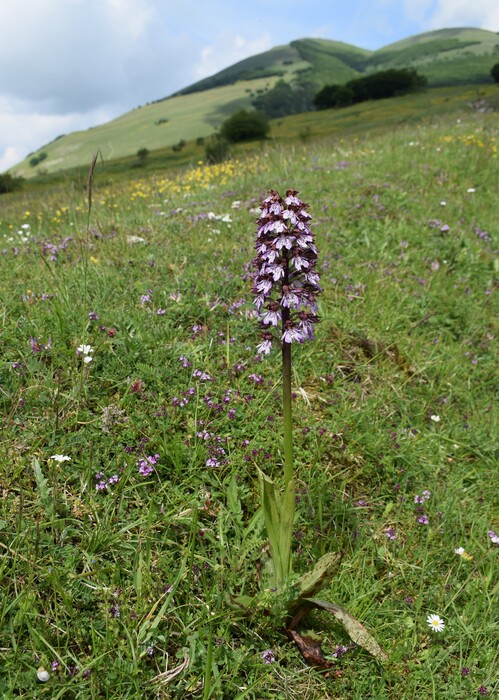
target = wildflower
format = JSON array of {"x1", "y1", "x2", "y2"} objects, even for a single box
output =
[
  {"x1": 461, "y1": 667, "x2": 470, "y2": 676},
  {"x1": 426, "y1": 614, "x2": 445, "y2": 632},
  {"x1": 37, "y1": 667, "x2": 50, "y2": 682},
  {"x1": 252, "y1": 189, "x2": 321, "y2": 354},
  {"x1": 30, "y1": 336, "x2": 51, "y2": 353},
  {"x1": 50, "y1": 454, "x2": 71, "y2": 462},
  {"x1": 478, "y1": 686, "x2": 488, "y2": 695},
  {"x1": 430, "y1": 415, "x2": 440, "y2": 422},
  {"x1": 261, "y1": 649, "x2": 275, "y2": 664},
  {"x1": 418, "y1": 515, "x2": 429, "y2": 525},
  {"x1": 488, "y1": 530, "x2": 499, "y2": 545},
  {"x1": 385, "y1": 527, "x2": 396, "y2": 540},
  {"x1": 88, "y1": 311, "x2": 99, "y2": 320},
  {"x1": 332, "y1": 644, "x2": 349, "y2": 658},
  {"x1": 76, "y1": 344, "x2": 94, "y2": 363},
  {"x1": 137, "y1": 454, "x2": 159, "y2": 476}
]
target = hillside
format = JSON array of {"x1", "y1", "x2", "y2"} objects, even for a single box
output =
[{"x1": 10, "y1": 27, "x2": 499, "y2": 178}]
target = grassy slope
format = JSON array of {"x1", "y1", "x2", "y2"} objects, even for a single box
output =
[
  {"x1": 10, "y1": 29, "x2": 498, "y2": 178},
  {"x1": 366, "y1": 28, "x2": 499, "y2": 85},
  {"x1": 0, "y1": 108, "x2": 497, "y2": 698},
  {"x1": 10, "y1": 83, "x2": 499, "y2": 192}
]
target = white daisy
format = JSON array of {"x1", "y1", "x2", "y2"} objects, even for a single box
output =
[
  {"x1": 454, "y1": 547, "x2": 465, "y2": 556},
  {"x1": 427, "y1": 614, "x2": 445, "y2": 632},
  {"x1": 50, "y1": 454, "x2": 71, "y2": 462}
]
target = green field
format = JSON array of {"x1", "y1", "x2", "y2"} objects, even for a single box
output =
[{"x1": 0, "y1": 101, "x2": 498, "y2": 698}]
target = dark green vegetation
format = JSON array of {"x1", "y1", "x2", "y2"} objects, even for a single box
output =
[
  {"x1": 0, "y1": 172, "x2": 24, "y2": 194},
  {"x1": 314, "y1": 68, "x2": 427, "y2": 110},
  {"x1": 0, "y1": 102, "x2": 497, "y2": 697},
  {"x1": 9, "y1": 28, "x2": 499, "y2": 178},
  {"x1": 491, "y1": 62, "x2": 499, "y2": 82},
  {"x1": 220, "y1": 109, "x2": 270, "y2": 142}
]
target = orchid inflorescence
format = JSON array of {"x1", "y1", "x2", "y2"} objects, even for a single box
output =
[{"x1": 252, "y1": 189, "x2": 321, "y2": 355}]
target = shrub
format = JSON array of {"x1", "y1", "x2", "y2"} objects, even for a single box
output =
[
  {"x1": 204, "y1": 135, "x2": 230, "y2": 164},
  {"x1": 0, "y1": 172, "x2": 24, "y2": 194},
  {"x1": 220, "y1": 109, "x2": 269, "y2": 143},
  {"x1": 172, "y1": 139, "x2": 186, "y2": 153},
  {"x1": 136, "y1": 148, "x2": 149, "y2": 161},
  {"x1": 29, "y1": 152, "x2": 48, "y2": 168},
  {"x1": 491, "y1": 63, "x2": 499, "y2": 83}
]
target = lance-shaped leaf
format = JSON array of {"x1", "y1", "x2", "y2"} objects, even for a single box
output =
[
  {"x1": 258, "y1": 469, "x2": 295, "y2": 586},
  {"x1": 302, "y1": 597, "x2": 388, "y2": 663},
  {"x1": 295, "y1": 551, "x2": 343, "y2": 602}
]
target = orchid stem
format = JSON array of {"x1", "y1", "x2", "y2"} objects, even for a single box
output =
[{"x1": 282, "y1": 338, "x2": 293, "y2": 489}]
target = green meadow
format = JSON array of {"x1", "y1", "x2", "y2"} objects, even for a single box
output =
[{"x1": 0, "y1": 102, "x2": 497, "y2": 698}]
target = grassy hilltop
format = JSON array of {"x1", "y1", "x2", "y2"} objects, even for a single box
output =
[
  {"x1": 0, "y1": 101, "x2": 497, "y2": 696},
  {"x1": 10, "y1": 27, "x2": 499, "y2": 178}
]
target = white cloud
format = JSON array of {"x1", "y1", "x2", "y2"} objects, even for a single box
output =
[
  {"x1": 0, "y1": 147, "x2": 22, "y2": 172},
  {"x1": 0, "y1": 95, "x2": 113, "y2": 170},
  {"x1": 427, "y1": 0, "x2": 499, "y2": 30}
]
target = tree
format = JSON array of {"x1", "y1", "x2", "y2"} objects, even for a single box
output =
[
  {"x1": 220, "y1": 109, "x2": 269, "y2": 142},
  {"x1": 252, "y1": 79, "x2": 316, "y2": 118},
  {"x1": 314, "y1": 84, "x2": 354, "y2": 110},
  {"x1": 314, "y1": 68, "x2": 427, "y2": 110},
  {"x1": 0, "y1": 173, "x2": 24, "y2": 194},
  {"x1": 491, "y1": 62, "x2": 499, "y2": 83}
]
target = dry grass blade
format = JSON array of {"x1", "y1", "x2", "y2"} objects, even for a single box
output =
[{"x1": 151, "y1": 654, "x2": 190, "y2": 685}]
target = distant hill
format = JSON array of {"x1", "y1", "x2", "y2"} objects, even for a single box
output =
[{"x1": 11, "y1": 27, "x2": 499, "y2": 177}]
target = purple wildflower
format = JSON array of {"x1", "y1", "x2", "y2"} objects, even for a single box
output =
[
  {"x1": 332, "y1": 644, "x2": 349, "y2": 658},
  {"x1": 262, "y1": 649, "x2": 275, "y2": 664},
  {"x1": 30, "y1": 336, "x2": 51, "y2": 353},
  {"x1": 418, "y1": 514, "x2": 429, "y2": 525},
  {"x1": 488, "y1": 530, "x2": 499, "y2": 545},
  {"x1": 252, "y1": 189, "x2": 321, "y2": 353},
  {"x1": 137, "y1": 453, "x2": 159, "y2": 476},
  {"x1": 385, "y1": 527, "x2": 396, "y2": 540},
  {"x1": 478, "y1": 686, "x2": 488, "y2": 696}
]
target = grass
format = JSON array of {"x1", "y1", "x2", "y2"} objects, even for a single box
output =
[{"x1": 0, "y1": 107, "x2": 497, "y2": 699}]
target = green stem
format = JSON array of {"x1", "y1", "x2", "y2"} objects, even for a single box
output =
[{"x1": 282, "y1": 337, "x2": 293, "y2": 489}]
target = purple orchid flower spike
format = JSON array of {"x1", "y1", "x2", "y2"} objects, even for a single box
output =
[{"x1": 252, "y1": 189, "x2": 321, "y2": 354}]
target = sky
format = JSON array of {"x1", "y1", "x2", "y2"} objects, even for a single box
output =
[{"x1": 1, "y1": 0, "x2": 498, "y2": 171}]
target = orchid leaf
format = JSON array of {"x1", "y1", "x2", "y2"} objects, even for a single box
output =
[
  {"x1": 258, "y1": 469, "x2": 295, "y2": 586},
  {"x1": 294, "y1": 552, "x2": 342, "y2": 602},
  {"x1": 303, "y1": 597, "x2": 388, "y2": 662}
]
